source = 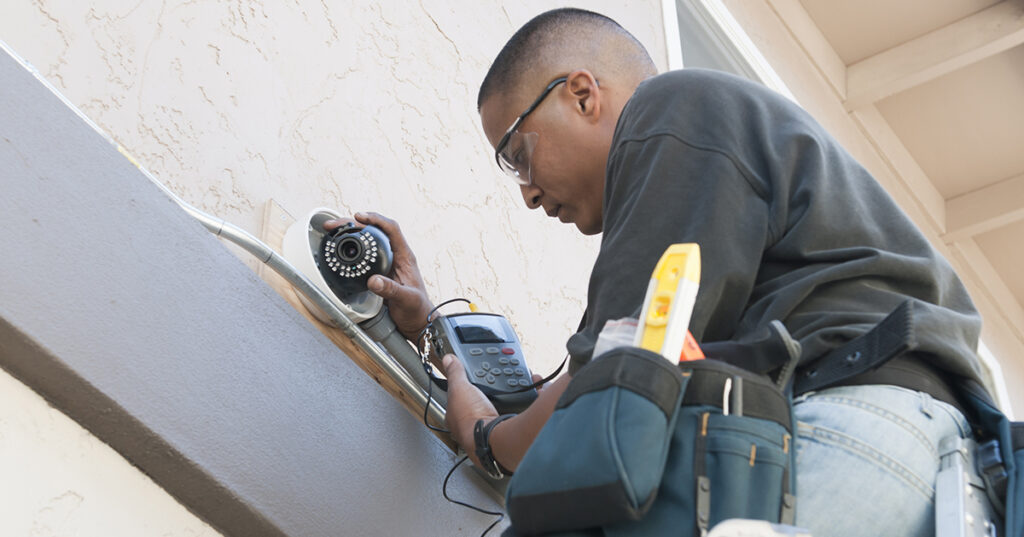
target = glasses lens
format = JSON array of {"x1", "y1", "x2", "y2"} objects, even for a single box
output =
[{"x1": 497, "y1": 131, "x2": 539, "y2": 186}]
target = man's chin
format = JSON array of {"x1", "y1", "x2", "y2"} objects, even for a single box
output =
[{"x1": 575, "y1": 220, "x2": 602, "y2": 236}]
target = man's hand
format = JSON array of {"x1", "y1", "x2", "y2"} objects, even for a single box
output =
[
  {"x1": 324, "y1": 212, "x2": 434, "y2": 341},
  {"x1": 441, "y1": 354, "x2": 498, "y2": 465}
]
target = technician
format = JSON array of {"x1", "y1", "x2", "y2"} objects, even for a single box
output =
[{"x1": 334, "y1": 8, "x2": 992, "y2": 537}]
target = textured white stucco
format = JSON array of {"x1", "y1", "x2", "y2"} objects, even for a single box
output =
[
  {"x1": 0, "y1": 1, "x2": 667, "y2": 534},
  {"x1": 0, "y1": 367, "x2": 222, "y2": 537}
]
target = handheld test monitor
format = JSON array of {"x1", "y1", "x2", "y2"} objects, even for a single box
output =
[{"x1": 428, "y1": 312, "x2": 538, "y2": 414}]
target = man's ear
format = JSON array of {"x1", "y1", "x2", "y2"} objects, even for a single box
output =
[{"x1": 565, "y1": 69, "x2": 600, "y2": 122}]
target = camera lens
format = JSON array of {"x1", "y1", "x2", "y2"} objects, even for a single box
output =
[{"x1": 337, "y1": 237, "x2": 363, "y2": 263}]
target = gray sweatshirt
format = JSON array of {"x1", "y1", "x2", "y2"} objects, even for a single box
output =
[{"x1": 567, "y1": 69, "x2": 983, "y2": 387}]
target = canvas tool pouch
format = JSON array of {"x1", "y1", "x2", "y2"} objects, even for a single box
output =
[
  {"x1": 505, "y1": 346, "x2": 685, "y2": 535},
  {"x1": 955, "y1": 378, "x2": 1024, "y2": 537},
  {"x1": 505, "y1": 345, "x2": 795, "y2": 536}
]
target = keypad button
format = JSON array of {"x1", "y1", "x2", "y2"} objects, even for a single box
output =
[
  {"x1": 507, "y1": 379, "x2": 518, "y2": 387},
  {"x1": 469, "y1": 348, "x2": 483, "y2": 356},
  {"x1": 486, "y1": 375, "x2": 495, "y2": 384},
  {"x1": 514, "y1": 368, "x2": 525, "y2": 376},
  {"x1": 501, "y1": 347, "x2": 515, "y2": 355},
  {"x1": 491, "y1": 369, "x2": 502, "y2": 376},
  {"x1": 486, "y1": 347, "x2": 500, "y2": 354},
  {"x1": 518, "y1": 379, "x2": 531, "y2": 387},
  {"x1": 498, "y1": 357, "x2": 510, "y2": 365},
  {"x1": 510, "y1": 358, "x2": 520, "y2": 366},
  {"x1": 503, "y1": 368, "x2": 514, "y2": 376},
  {"x1": 474, "y1": 370, "x2": 485, "y2": 377}
]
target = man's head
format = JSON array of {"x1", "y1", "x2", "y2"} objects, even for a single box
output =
[{"x1": 478, "y1": 8, "x2": 657, "y2": 235}]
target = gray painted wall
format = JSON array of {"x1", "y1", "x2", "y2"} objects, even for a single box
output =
[{"x1": 0, "y1": 47, "x2": 504, "y2": 536}]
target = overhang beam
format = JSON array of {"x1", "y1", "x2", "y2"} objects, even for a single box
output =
[
  {"x1": 944, "y1": 172, "x2": 1024, "y2": 243},
  {"x1": 845, "y1": 1, "x2": 1024, "y2": 110}
]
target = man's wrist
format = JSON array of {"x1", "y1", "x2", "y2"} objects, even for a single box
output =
[{"x1": 473, "y1": 414, "x2": 516, "y2": 479}]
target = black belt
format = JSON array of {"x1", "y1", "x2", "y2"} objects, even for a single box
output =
[
  {"x1": 831, "y1": 352, "x2": 966, "y2": 417},
  {"x1": 794, "y1": 300, "x2": 967, "y2": 417}
]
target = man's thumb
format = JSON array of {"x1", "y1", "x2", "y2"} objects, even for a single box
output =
[
  {"x1": 442, "y1": 354, "x2": 463, "y2": 380},
  {"x1": 367, "y1": 274, "x2": 399, "y2": 298}
]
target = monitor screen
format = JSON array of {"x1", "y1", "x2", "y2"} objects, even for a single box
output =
[{"x1": 452, "y1": 316, "x2": 511, "y2": 344}]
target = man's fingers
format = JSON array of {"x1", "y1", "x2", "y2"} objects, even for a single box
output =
[
  {"x1": 355, "y1": 211, "x2": 395, "y2": 229},
  {"x1": 322, "y1": 217, "x2": 359, "y2": 231},
  {"x1": 325, "y1": 213, "x2": 400, "y2": 241},
  {"x1": 356, "y1": 211, "x2": 410, "y2": 251},
  {"x1": 531, "y1": 373, "x2": 544, "y2": 393}
]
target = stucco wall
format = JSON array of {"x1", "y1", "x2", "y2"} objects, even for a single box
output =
[
  {"x1": 0, "y1": 1, "x2": 668, "y2": 534},
  {"x1": 0, "y1": 368, "x2": 222, "y2": 537}
]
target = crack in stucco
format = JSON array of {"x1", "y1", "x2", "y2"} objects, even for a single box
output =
[
  {"x1": 207, "y1": 44, "x2": 223, "y2": 66},
  {"x1": 86, "y1": 6, "x2": 141, "y2": 94},
  {"x1": 318, "y1": 0, "x2": 339, "y2": 44},
  {"x1": 222, "y1": 0, "x2": 270, "y2": 62},
  {"x1": 32, "y1": 0, "x2": 71, "y2": 88},
  {"x1": 418, "y1": 2, "x2": 462, "y2": 62},
  {"x1": 29, "y1": 491, "x2": 84, "y2": 537}
]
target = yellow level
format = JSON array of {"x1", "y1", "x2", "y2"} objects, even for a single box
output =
[{"x1": 633, "y1": 243, "x2": 701, "y2": 361}]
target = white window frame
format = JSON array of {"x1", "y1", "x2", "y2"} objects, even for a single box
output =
[{"x1": 662, "y1": 0, "x2": 794, "y2": 101}]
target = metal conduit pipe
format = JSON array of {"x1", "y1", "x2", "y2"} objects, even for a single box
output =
[
  {"x1": 360, "y1": 308, "x2": 446, "y2": 408},
  {"x1": 152, "y1": 182, "x2": 447, "y2": 427}
]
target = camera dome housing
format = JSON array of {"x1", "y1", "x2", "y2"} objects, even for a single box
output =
[
  {"x1": 316, "y1": 223, "x2": 393, "y2": 301},
  {"x1": 282, "y1": 208, "x2": 387, "y2": 324}
]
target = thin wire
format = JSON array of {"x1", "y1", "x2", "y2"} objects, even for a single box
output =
[
  {"x1": 423, "y1": 362, "x2": 450, "y2": 433},
  {"x1": 443, "y1": 456, "x2": 506, "y2": 537},
  {"x1": 427, "y1": 297, "x2": 472, "y2": 321}
]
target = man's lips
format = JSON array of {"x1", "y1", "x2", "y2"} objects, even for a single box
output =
[{"x1": 545, "y1": 204, "x2": 561, "y2": 218}]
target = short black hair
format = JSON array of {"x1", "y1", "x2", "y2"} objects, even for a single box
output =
[{"x1": 477, "y1": 8, "x2": 653, "y2": 110}]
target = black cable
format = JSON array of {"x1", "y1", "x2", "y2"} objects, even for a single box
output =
[
  {"x1": 422, "y1": 358, "x2": 450, "y2": 433},
  {"x1": 428, "y1": 297, "x2": 472, "y2": 321},
  {"x1": 418, "y1": 298, "x2": 475, "y2": 433},
  {"x1": 443, "y1": 456, "x2": 505, "y2": 537},
  {"x1": 504, "y1": 352, "x2": 568, "y2": 394}
]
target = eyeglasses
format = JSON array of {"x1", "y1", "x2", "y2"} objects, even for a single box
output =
[{"x1": 494, "y1": 76, "x2": 567, "y2": 186}]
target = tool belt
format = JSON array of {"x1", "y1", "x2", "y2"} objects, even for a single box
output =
[
  {"x1": 505, "y1": 342, "x2": 796, "y2": 536},
  {"x1": 505, "y1": 301, "x2": 1023, "y2": 536}
]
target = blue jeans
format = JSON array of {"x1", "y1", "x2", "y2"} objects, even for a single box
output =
[{"x1": 793, "y1": 384, "x2": 981, "y2": 537}]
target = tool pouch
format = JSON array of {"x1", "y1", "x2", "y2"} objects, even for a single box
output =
[
  {"x1": 504, "y1": 345, "x2": 796, "y2": 536},
  {"x1": 956, "y1": 378, "x2": 1023, "y2": 537},
  {"x1": 505, "y1": 346, "x2": 686, "y2": 535},
  {"x1": 663, "y1": 358, "x2": 795, "y2": 537}
]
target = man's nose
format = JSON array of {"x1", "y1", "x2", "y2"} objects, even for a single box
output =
[{"x1": 520, "y1": 183, "x2": 542, "y2": 210}]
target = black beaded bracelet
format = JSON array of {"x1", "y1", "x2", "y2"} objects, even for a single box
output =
[{"x1": 473, "y1": 413, "x2": 517, "y2": 479}]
